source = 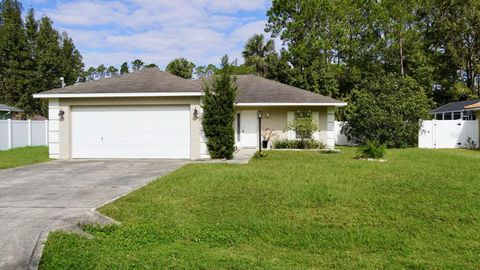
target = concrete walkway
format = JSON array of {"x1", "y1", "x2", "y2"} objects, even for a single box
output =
[
  {"x1": 0, "y1": 159, "x2": 187, "y2": 270},
  {"x1": 195, "y1": 148, "x2": 257, "y2": 164}
]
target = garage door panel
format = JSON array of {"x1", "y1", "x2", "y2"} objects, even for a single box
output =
[{"x1": 72, "y1": 106, "x2": 190, "y2": 159}]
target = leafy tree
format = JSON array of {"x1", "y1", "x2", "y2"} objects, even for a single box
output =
[
  {"x1": 265, "y1": 0, "x2": 436, "y2": 100},
  {"x1": 120, "y1": 62, "x2": 129, "y2": 74},
  {"x1": 429, "y1": 0, "x2": 480, "y2": 98},
  {"x1": 201, "y1": 55, "x2": 237, "y2": 159},
  {"x1": 131, "y1": 59, "x2": 144, "y2": 72},
  {"x1": 166, "y1": 57, "x2": 195, "y2": 79},
  {"x1": 107, "y1": 65, "x2": 118, "y2": 77},
  {"x1": 144, "y1": 63, "x2": 158, "y2": 69},
  {"x1": 342, "y1": 74, "x2": 432, "y2": 148},
  {"x1": 86, "y1": 67, "x2": 96, "y2": 81},
  {"x1": 242, "y1": 34, "x2": 276, "y2": 77},
  {"x1": 96, "y1": 64, "x2": 106, "y2": 78},
  {"x1": 195, "y1": 64, "x2": 218, "y2": 78}
]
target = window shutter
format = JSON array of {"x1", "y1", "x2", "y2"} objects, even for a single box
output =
[
  {"x1": 312, "y1": 111, "x2": 320, "y2": 140},
  {"x1": 287, "y1": 111, "x2": 295, "y2": 140}
]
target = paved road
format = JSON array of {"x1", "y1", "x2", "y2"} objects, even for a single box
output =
[{"x1": 0, "y1": 160, "x2": 187, "y2": 270}]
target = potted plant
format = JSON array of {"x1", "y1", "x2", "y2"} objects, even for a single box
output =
[{"x1": 262, "y1": 128, "x2": 276, "y2": 149}]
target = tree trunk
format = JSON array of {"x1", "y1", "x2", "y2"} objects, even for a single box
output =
[{"x1": 400, "y1": 36, "x2": 405, "y2": 77}]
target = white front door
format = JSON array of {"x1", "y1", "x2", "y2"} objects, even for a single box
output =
[
  {"x1": 71, "y1": 105, "x2": 190, "y2": 159},
  {"x1": 239, "y1": 110, "x2": 258, "y2": 148}
]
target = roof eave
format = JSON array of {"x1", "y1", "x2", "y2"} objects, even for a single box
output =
[
  {"x1": 33, "y1": 92, "x2": 204, "y2": 99},
  {"x1": 235, "y1": 102, "x2": 347, "y2": 107}
]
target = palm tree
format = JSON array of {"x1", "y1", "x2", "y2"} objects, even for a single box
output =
[
  {"x1": 166, "y1": 58, "x2": 196, "y2": 79},
  {"x1": 242, "y1": 34, "x2": 276, "y2": 77}
]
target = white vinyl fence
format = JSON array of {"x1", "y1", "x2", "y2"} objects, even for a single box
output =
[
  {"x1": 334, "y1": 121, "x2": 354, "y2": 146},
  {"x1": 419, "y1": 119, "x2": 479, "y2": 149},
  {"x1": 0, "y1": 120, "x2": 48, "y2": 150}
]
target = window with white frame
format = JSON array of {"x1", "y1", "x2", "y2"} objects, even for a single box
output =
[{"x1": 294, "y1": 111, "x2": 313, "y2": 139}]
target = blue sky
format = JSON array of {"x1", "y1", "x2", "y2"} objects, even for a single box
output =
[{"x1": 22, "y1": 0, "x2": 272, "y2": 69}]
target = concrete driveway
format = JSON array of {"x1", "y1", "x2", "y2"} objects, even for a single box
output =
[{"x1": 0, "y1": 159, "x2": 188, "y2": 270}]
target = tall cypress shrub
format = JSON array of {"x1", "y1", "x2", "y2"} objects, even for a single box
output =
[{"x1": 202, "y1": 55, "x2": 237, "y2": 159}]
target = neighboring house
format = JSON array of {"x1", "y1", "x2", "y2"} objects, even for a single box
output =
[
  {"x1": 419, "y1": 100, "x2": 479, "y2": 149},
  {"x1": 465, "y1": 102, "x2": 480, "y2": 142},
  {"x1": 430, "y1": 100, "x2": 479, "y2": 121},
  {"x1": 0, "y1": 104, "x2": 23, "y2": 120},
  {"x1": 33, "y1": 68, "x2": 346, "y2": 160}
]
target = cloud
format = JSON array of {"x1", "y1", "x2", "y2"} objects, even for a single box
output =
[{"x1": 36, "y1": 0, "x2": 272, "y2": 68}]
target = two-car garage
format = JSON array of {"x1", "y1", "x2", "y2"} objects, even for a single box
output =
[{"x1": 71, "y1": 106, "x2": 191, "y2": 159}]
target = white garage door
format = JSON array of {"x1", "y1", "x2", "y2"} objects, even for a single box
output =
[{"x1": 72, "y1": 106, "x2": 190, "y2": 159}]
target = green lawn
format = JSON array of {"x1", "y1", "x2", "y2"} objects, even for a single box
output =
[
  {"x1": 40, "y1": 148, "x2": 480, "y2": 269},
  {"x1": 0, "y1": 146, "x2": 49, "y2": 169}
]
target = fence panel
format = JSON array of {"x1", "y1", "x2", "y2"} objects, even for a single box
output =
[
  {"x1": 419, "y1": 120, "x2": 479, "y2": 149},
  {"x1": 31, "y1": 121, "x2": 47, "y2": 146},
  {"x1": 0, "y1": 121, "x2": 8, "y2": 150},
  {"x1": 334, "y1": 121, "x2": 354, "y2": 146},
  {"x1": 11, "y1": 120, "x2": 29, "y2": 148},
  {"x1": 0, "y1": 120, "x2": 48, "y2": 150}
]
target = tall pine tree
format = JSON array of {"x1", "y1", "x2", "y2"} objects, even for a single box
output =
[{"x1": 0, "y1": 0, "x2": 37, "y2": 116}]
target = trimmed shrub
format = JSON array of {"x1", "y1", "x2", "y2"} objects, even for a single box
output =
[
  {"x1": 357, "y1": 141, "x2": 386, "y2": 159},
  {"x1": 201, "y1": 56, "x2": 237, "y2": 159},
  {"x1": 273, "y1": 140, "x2": 325, "y2": 150}
]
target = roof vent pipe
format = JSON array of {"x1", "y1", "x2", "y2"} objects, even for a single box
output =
[{"x1": 60, "y1": 77, "x2": 66, "y2": 88}]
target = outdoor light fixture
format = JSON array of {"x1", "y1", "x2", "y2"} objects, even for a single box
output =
[
  {"x1": 266, "y1": 112, "x2": 270, "y2": 118},
  {"x1": 257, "y1": 111, "x2": 264, "y2": 152},
  {"x1": 58, "y1": 109, "x2": 65, "y2": 121},
  {"x1": 257, "y1": 111, "x2": 263, "y2": 119},
  {"x1": 193, "y1": 108, "x2": 198, "y2": 119}
]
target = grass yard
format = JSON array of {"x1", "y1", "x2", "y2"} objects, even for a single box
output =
[
  {"x1": 40, "y1": 148, "x2": 480, "y2": 269},
  {"x1": 0, "y1": 146, "x2": 49, "y2": 170}
]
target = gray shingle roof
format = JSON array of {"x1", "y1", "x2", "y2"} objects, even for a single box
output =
[
  {"x1": 0, "y1": 104, "x2": 23, "y2": 112},
  {"x1": 37, "y1": 68, "x2": 201, "y2": 95},
  {"x1": 193, "y1": 75, "x2": 345, "y2": 104},
  {"x1": 430, "y1": 99, "x2": 480, "y2": 114},
  {"x1": 36, "y1": 69, "x2": 345, "y2": 105}
]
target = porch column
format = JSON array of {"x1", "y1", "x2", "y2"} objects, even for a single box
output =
[{"x1": 326, "y1": 107, "x2": 335, "y2": 149}]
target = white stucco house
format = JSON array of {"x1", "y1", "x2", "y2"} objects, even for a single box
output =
[{"x1": 33, "y1": 68, "x2": 346, "y2": 160}]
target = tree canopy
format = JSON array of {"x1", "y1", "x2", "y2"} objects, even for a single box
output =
[
  {"x1": 264, "y1": 0, "x2": 480, "y2": 105},
  {"x1": 166, "y1": 57, "x2": 196, "y2": 79},
  {"x1": 0, "y1": 0, "x2": 83, "y2": 116}
]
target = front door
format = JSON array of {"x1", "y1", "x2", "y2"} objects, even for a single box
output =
[{"x1": 239, "y1": 110, "x2": 258, "y2": 148}]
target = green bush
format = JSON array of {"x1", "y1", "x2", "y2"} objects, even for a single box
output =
[
  {"x1": 342, "y1": 74, "x2": 432, "y2": 148},
  {"x1": 253, "y1": 151, "x2": 268, "y2": 158},
  {"x1": 357, "y1": 141, "x2": 386, "y2": 159},
  {"x1": 273, "y1": 140, "x2": 325, "y2": 150}
]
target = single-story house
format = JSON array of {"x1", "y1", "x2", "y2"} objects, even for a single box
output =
[
  {"x1": 34, "y1": 68, "x2": 346, "y2": 160},
  {"x1": 0, "y1": 104, "x2": 23, "y2": 120},
  {"x1": 465, "y1": 102, "x2": 480, "y2": 138},
  {"x1": 430, "y1": 100, "x2": 479, "y2": 121}
]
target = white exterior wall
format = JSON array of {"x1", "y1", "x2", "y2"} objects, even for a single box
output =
[{"x1": 334, "y1": 121, "x2": 353, "y2": 146}]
